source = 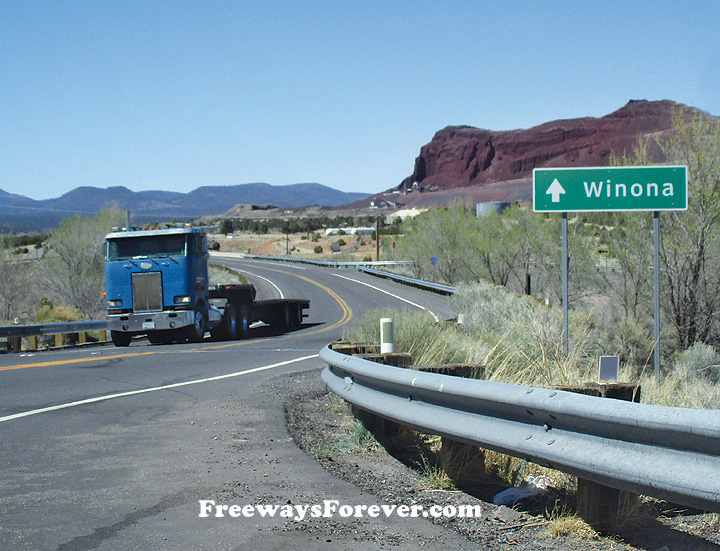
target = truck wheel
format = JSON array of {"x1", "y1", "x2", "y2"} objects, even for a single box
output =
[
  {"x1": 237, "y1": 304, "x2": 250, "y2": 339},
  {"x1": 274, "y1": 304, "x2": 291, "y2": 332},
  {"x1": 291, "y1": 303, "x2": 302, "y2": 327},
  {"x1": 211, "y1": 303, "x2": 237, "y2": 341},
  {"x1": 185, "y1": 309, "x2": 207, "y2": 343},
  {"x1": 111, "y1": 330, "x2": 132, "y2": 347}
]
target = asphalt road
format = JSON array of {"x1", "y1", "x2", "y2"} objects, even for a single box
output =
[{"x1": 0, "y1": 260, "x2": 477, "y2": 551}]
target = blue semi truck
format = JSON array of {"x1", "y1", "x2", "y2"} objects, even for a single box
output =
[{"x1": 104, "y1": 226, "x2": 309, "y2": 347}]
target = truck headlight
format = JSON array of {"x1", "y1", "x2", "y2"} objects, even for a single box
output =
[
  {"x1": 107, "y1": 299, "x2": 123, "y2": 308},
  {"x1": 174, "y1": 295, "x2": 192, "y2": 304}
]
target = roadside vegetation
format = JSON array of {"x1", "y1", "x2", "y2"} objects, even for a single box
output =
[
  {"x1": 0, "y1": 207, "x2": 125, "y2": 324},
  {"x1": 392, "y1": 109, "x2": 720, "y2": 394}
]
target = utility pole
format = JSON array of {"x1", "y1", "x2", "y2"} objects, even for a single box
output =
[{"x1": 376, "y1": 217, "x2": 380, "y2": 261}]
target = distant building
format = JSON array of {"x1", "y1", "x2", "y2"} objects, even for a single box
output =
[{"x1": 325, "y1": 227, "x2": 375, "y2": 236}]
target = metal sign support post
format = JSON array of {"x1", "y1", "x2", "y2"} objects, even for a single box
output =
[
  {"x1": 533, "y1": 165, "x2": 688, "y2": 372},
  {"x1": 562, "y1": 212, "x2": 569, "y2": 358},
  {"x1": 653, "y1": 211, "x2": 661, "y2": 383}
]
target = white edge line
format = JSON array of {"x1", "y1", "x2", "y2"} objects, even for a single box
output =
[
  {"x1": 233, "y1": 268, "x2": 285, "y2": 299},
  {"x1": 332, "y1": 273, "x2": 440, "y2": 322},
  {"x1": 0, "y1": 354, "x2": 319, "y2": 423}
]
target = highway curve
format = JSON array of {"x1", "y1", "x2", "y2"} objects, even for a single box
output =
[{"x1": 0, "y1": 259, "x2": 478, "y2": 550}]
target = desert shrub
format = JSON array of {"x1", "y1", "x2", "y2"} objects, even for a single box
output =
[
  {"x1": 639, "y1": 345, "x2": 720, "y2": 409},
  {"x1": 36, "y1": 303, "x2": 83, "y2": 323},
  {"x1": 314, "y1": 245, "x2": 323, "y2": 254},
  {"x1": 673, "y1": 342, "x2": 720, "y2": 384},
  {"x1": 450, "y1": 281, "x2": 592, "y2": 386},
  {"x1": 598, "y1": 316, "x2": 654, "y2": 378}
]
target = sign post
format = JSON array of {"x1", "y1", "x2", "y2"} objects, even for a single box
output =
[{"x1": 533, "y1": 166, "x2": 688, "y2": 377}]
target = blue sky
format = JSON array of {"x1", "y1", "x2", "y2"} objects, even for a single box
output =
[{"x1": 1, "y1": 1, "x2": 718, "y2": 200}]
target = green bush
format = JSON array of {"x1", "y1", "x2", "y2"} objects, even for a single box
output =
[
  {"x1": 314, "y1": 245, "x2": 323, "y2": 254},
  {"x1": 598, "y1": 316, "x2": 654, "y2": 378},
  {"x1": 673, "y1": 342, "x2": 720, "y2": 384},
  {"x1": 36, "y1": 303, "x2": 84, "y2": 323}
]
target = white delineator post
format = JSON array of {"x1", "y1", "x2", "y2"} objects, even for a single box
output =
[{"x1": 380, "y1": 318, "x2": 395, "y2": 354}]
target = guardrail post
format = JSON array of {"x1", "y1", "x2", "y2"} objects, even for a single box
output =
[
  {"x1": 54, "y1": 334, "x2": 64, "y2": 348},
  {"x1": 438, "y1": 437, "x2": 486, "y2": 488},
  {"x1": 558, "y1": 382, "x2": 640, "y2": 534},
  {"x1": 78, "y1": 332, "x2": 87, "y2": 344},
  {"x1": 27, "y1": 335, "x2": 38, "y2": 350},
  {"x1": 8, "y1": 336, "x2": 21, "y2": 351}
]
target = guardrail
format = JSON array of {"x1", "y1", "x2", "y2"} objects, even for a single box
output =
[
  {"x1": 211, "y1": 252, "x2": 456, "y2": 295},
  {"x1": 320, "y1": 345, "x2": 720, "y2": 514},
  {"x1": 0, "y1": 320, "x2": 108, "y2": 338},
  {"x1": 0, "y1": 320, "x2": 108, "y2": 351},
  {"x1": 210, "y1": 251, "x2": 413, "y2": 269},
  {"x1": 356, "y1": 267, "x2": 457, "y2": 295}
]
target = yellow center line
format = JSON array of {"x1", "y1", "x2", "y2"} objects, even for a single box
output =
[{"x1": 0, "y1": 350, "x2": 164, "y2": 372}]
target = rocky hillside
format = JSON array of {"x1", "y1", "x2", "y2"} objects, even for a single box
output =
[{"x1": 400, "y1": 100, "x2": 695, "y2": 196}]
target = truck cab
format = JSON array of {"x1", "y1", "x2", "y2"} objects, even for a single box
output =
[{"x1": 104, "y1": 227, "x2": 218, "y2": 346}]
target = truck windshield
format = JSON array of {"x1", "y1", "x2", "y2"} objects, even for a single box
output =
[{"x1": 107, "y1": 235, "x2": 188, "y2": 261}]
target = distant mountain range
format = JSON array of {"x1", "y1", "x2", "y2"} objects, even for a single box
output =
[{"x1": 0, "y1": 183, "x2": 370, "y2": 232}]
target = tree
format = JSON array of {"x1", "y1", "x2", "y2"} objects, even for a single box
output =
[
  {"x1": 219, "y1": 219, "x2": 234, "y2": 235},
  {"x1": 657, "y1": 110, "x2": 720, "y2": 348},
  {"x1": 593, "y1": 212, "x2": 654, "y2": 321},
  {"x1": 398, "y1": 206, "x2": 467, "y2": 283},
  {"x1": 41, "y1": 207, "x2": 125, "y2": 319}
]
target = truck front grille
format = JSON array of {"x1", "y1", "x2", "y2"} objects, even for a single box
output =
[{"x1": 132, "y1": 272, "x2": 163, "y2": 312}]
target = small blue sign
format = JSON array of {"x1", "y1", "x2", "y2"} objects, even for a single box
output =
[{"x1": 430, "y1": 256, "x2": 438, "y2": 265}]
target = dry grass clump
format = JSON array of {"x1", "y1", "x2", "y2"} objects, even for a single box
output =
[
  {"x1": 543, "y1": 511, "x2": 598, "y2": 539},
  {"x1": 450, "y1": 281, "x2": 595, "y2": 387},
  {"x1": 638, "y1": 342, "x2": 720, "y2": 408},
  {"x1": 343, "y1": 307, "x2": 489, "y2": 366}
]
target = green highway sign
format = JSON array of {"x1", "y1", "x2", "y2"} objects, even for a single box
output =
[{"x1": 533, "y1": 166, "x2": 687, "y2": 212}]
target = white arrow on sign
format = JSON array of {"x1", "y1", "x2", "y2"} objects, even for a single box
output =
[{"x1": 546, "y1": 178, "x2": 566, "y2": 203}]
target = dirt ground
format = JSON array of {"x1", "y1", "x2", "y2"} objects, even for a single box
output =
[
  {"x1": 207, "y1": 231, "x2": 396, "y2": 262},
  {"x1": 284, "y1": 381, "x2": 720, "y2": 551}
]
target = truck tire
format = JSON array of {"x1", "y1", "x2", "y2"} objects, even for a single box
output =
[
  {"x1": 211, "y1": 303, "x2": 237, "y2": 341},
  {"x1": 274, "y1": 304, "x2": 291, "y2": 332},
  {"x1": 185, "y1": 308, "x2": 207, "y2": 343},
  {"x1": 111, "y1": 330, "x2": 132, "y2": 347},
  {"x1": 237, "y1": 304, "x2": 250, "y2": 339},
  {"x1": 291, "y1": 303, "x2": 302, "y2": 327}
]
